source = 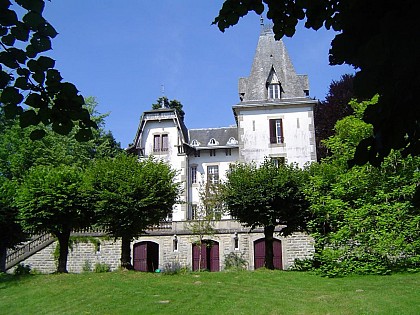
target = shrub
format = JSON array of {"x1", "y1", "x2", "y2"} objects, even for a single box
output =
[
  {"x1": 162, "y1": 261, "x2": 189, "y2": 275},
  {"x1": 82, "y1": 260, "x2": 92, "y2": 272},
  {"x1": 94, "y1": 263, "x2": 110, "y2": 273},
  {"x1": 14, "y1": 264, "x2": 31, "y2": 276},
  {"x1": 224, "y1": 252, "x2": 247, "y2": 271},
  {"x1": 289, "y1": 258, "x2": 315, "y2": 272}
]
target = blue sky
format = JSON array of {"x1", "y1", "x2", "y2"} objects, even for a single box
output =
[{"x1": 41, "y1": 1, "x2": 354, "y2": 148}]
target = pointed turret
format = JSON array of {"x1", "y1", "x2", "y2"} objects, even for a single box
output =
[{"x1": 238, "y1": 26, "x2": 309, "y2": 102}]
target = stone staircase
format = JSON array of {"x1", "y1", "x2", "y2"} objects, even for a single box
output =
[{"x1": 5, "y1": 222, "x2": 174, "y2": 270}]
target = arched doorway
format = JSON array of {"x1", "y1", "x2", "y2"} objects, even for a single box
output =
[
  {"x1": 192, "y1": 240, "x2": 219, "y2": 272},
  {"x1": 254, "y1": 238, "x2": 282, "y2": 269},
  {"x1": 133, "y1": 241, "x2": 159, "y2": 272}
]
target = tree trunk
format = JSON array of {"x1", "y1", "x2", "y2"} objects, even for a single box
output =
[
  {"x1": 56, "y1": 230, "x2": 70, "y2": 273},
  {"x1": 264, "y1": 225, "x2": 275, "y2": 270},
  {"x1": 120, "y1": 235, "x2": 133, "y2": 270},
  {"x1": 0, "y1": 244, "x2": 6, "y2": 272}
]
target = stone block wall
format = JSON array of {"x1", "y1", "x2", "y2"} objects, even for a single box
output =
[{"x1": 10, "y1": 229, "x2": 314, "y2": 273}]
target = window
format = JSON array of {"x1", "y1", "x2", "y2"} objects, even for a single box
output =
[
  {"x1": 234, "y1": 233, "x2": 239, "y2": 250},
  {"x1": 191, "y1": 139, "x2": 200, "y2": 146},
  {"x1": 227, "y1": 137, "x2": 238, "y2": 145},
  {"x1": 207, "y1": 165, "x2": 219, "y2": 184},
  {"x1": 173, "y1": 235, "x2": 178, "y2": 252},
  {"x1": 271, "y1": 157, "x2": 285, "y2": 167},
  {"x1": 208, "y1": 138, "x2": 218, "y2": 145},
  {"x1": 268, "y1": 83, "x2": 281, "y2": 99},
  {"x1": 191, "y1": 204, "x2": 197, "y2": 220},
  {"x1": 210, "y1": 149, "x2": 216, "y2": 157},
  {"x1": 153, "y1": 134, "x2": 169, "y2": 152},
  {"x1": 269, "y1": 119, "x2": 284, "y2": 144},
  {"x1": 191, "y1": 166, "x2": 197, "y2": 184},
  {"x1": 225, "y1": 148, "x2": 232, "y2": 156}
]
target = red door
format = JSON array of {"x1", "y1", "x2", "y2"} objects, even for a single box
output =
[
  {"x1": 254, "y1": 238, "x2": 283, "y2": 270},
  {"x1": 192, "y1": 240, "x2": 219, "y2": 271},
  {"x1": 133, "y1": 241, "x2": 159, "y2": 272}
]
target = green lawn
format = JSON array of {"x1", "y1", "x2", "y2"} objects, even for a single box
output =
[{"x1": 1, "y1": 270, "x2": 419, "y2": 315}]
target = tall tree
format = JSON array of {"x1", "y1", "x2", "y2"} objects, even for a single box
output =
[
  {"x1": 15, "y1": 165, "x2": 92, "y2": 273},
  {"x1": 214, "y1": 0, "x2": 420, "y2": 166},
  {"x1": 222, "y1": 160, "x2": 308, "y2": 269},
  {"x1": 0, "y1": 0, "x2": 96, "y2": 140},
  {"x1": 87, "y1": 154, "x2": 180, "y2": 269},
  {"x1": 0, "y1": 97, "x2": 121, "y2": 180},
  {"x1": 0, "y1": 178, "x2": 27, "y2": 272},
  {"x1": 314, "y1": 74, "x2": 354, "y2": 161},
  {"x1": 152, "y1": 97, "x2": 185, "y2": 121},
  {"x1": 306, "y1": 96, "x2": 420, "y2": 275}
]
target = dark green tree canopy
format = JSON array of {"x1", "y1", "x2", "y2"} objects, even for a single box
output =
[
  {"x1": 87, "y1": 154, "x2": 180, "y2": 269},
  {"x1": 223, "y1": 160, "x2": 308, "y2": 235},
  {"x1": 152, "y1": 96, "x2": 185, "y2": 121},
  {"x1": 0, "y1": 0, "x2": 96, "y2": 141},
  {"x1": 15, "y1": 164, "x2": 92, "y2": 273},
  {"x1": 214, "y1": 0, "x2": 420, "y2": 166}
]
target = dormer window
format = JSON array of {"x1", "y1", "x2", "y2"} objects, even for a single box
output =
[
  {"x1": 268, "y1": 84, "x2": 281, "y2": 99},
  {"x1": 227, "y1": 137, "x2": 238, "y2": 145},
  {"x1": 208, "y1": 138, "x2": 218, "y2": 146},
  {"x1": 191, "y1": 139, "x2": 200, "y2": 146},
  {"x1": 266, "y1": 67, "x2": 284, "y2": 99}
]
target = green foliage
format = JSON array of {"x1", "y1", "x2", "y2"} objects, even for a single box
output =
[
  {"x1": 0, "y1": 0, "x2": 96, "y2": 140},
  {"x1": 16, "y1": 164, "x2": 92, "y2": 272},
  {"x1": 162, "y1": 260, "x2": 190, "y2": 275},
  {"x1": 224, "y1": 252, "x2": 247, "y2": 271},
  {"x1": 152, "y1": 96, "x2": 185, "y2": 121},
  {"x1": 0, "y1": 97, "x2": 122, "y2": 181},
  {"x1": 305, "y1": 97, "x2": 420, "y2": 276},
  {"x1": 82, "y1": 260, "x2": 92, "y2": 272},
  {"x1": 223, "y1": 159, "x2": 308, "y2": 269},
  {"x1": 94, "y1": 263, "x2": 110, "y2": 273},
  {"x1": 223, "y1": 160, "x2": 308, "y2": 235},
  {"x1": 13, "y1": 263, "x2": 31, "y2": 276},
  {"x1": 214, "y1": 1, "x2": 420, "y2": 166},
  {"x1": 289, "y1": 258, "x2": 315, "y2": 272},
  {"x1": 0, "y1": 177, "x2": 27, "y2": 253},
  {"x1": 87, "y1": 154, "x2": 180, "y2": 269}
]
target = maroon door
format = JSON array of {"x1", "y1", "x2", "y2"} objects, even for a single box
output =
[
  {"x1": 192, "y1": 240, "x2": 219, "y2": 271},
  {"x1": 254, "y1": 238, "x2": 283, "y2": 270},
  {"x1": 133, "y1": 241, "x2": 159, "y2": 272}
]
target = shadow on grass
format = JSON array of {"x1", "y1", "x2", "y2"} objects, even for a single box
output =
[{"x1": 0, "y1": 273, "x2": 35, "y2": 289}]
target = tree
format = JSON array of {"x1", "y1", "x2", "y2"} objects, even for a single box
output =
[
  {"x1": 214, "y1": 0, "x2": 420, "y2": 166},
  {"x1": 314, "y1": 74, "x2": 354, "y2": 161},
  {"x1": 15, "y1": 165, "x2": 92, "y2": 273},
  {"x1": 222, "y1": 160, "x2": 308, "y2": 269},
  {"x1": 0, "y1": 97, "x2": 121, "y2": 180},
  {"x1": 0, "y1": 177, "x2": 27, "y2": 272},
  {"x1": 0, "y1": 0, "x2": 96, "y2": 141},
  {"x1": 185, "y1": 182, "x2": 220, "y2": 271},
  {"x1": 305, "y1": 97, "x2": 420, "y2": 275},
  {"x1": 87, "y1": 154, "x2": 180, "y2": 270},
  {"x1": 152, "y1": 97, "x2": 185, "y2": 121}
]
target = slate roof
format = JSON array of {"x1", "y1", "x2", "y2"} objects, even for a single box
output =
[
  {"x1": 238, "y1": 26, "x2": 309, "y2": 102},
  {"x1": 188, "y1": 127, "x2": 238, "y2": 148}
]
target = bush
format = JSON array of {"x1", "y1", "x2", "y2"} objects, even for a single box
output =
[
  {"x1": 162, "y1": 261, "x2": 189, "y2": 275},
  {"x1": 14, "y1": 264, "x2": 31, "y2": 276},
  {"x1": 289, "y1": 258, "x2": 315, "y2": 272},
  {"x1": 94, "y1": 263, "x2": 110, "y2": 273},
  {"x1": 82, "y1": 260, "x2": 92, "y2": 272},
  {"x1": 224, "y1": 252, "x2": 247, "y2": 271}
]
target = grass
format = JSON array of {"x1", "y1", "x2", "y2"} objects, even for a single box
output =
[{"x1": 1, "y1": 270, "x2": 419, "y2": 315}]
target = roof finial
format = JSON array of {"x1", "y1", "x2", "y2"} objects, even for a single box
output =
[
  {"x1": 161, "y1": 84, "x2": 165, "y2": 108},
  {"x1": 260, "y1": 15, "x2": 264, "y2": 27}
]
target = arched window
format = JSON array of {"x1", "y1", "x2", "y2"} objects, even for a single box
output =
[
  {"x1": 208, "y1": 138, "x2": 218, "y2": 146},
  {"x1": 227, "y1": 137, "x2": 238, "y2": 145},
  {"x1": 191, "y1": 139, "x2": 200, "y2": 146}
]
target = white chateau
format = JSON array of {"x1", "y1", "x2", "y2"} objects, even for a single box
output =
[
  {"x1": 126, "y1": 26, "x2": 316, "y2": 272},
  {"x1": 6, "y1": 27, "x2": 316, "y2": 273}
]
